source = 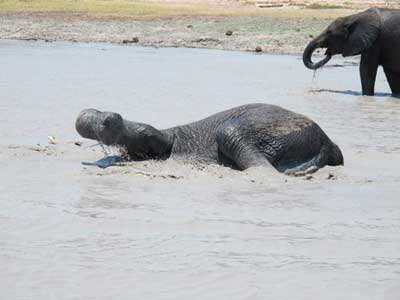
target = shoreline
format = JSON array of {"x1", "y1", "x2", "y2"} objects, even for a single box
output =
[{"x1": 0, "y1": 9, "x2": 355, "y2": 55}]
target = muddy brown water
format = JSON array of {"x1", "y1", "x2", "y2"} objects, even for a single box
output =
[{"x1": 0, "y1": 40, "x2": 399, "y2": 300}]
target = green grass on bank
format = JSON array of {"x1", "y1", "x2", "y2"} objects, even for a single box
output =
[
  {"x1": 0, "y1": 0, "x2": 352, "y2": 19},
  {"x1": 0, "y1": 0, "x2": 215, "y2": 17}
]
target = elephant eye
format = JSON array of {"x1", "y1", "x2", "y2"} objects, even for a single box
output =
[{"x1": 102, "y1": 118, "x2": 111, "y2": 128}]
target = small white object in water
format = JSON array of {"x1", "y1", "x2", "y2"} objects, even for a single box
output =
[{"x1": 48, "y1": 135, "x2": 58, "y2": 145}]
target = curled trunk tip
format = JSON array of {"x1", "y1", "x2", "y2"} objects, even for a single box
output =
[{"x1": 303, "y1": 40, "x2": 332, "y2": 70}]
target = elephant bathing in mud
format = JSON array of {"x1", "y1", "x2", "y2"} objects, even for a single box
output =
[
  {"x1": 76, "y1": 103, "x2": 343, "y2": 175},
  {"x1": 303, "y1": 8, "x2": 400, "y2": 96}
]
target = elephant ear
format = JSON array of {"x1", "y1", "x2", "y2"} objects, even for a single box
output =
[{"x1": 343, "y1": 9, "x2": 381, "y2": 57}]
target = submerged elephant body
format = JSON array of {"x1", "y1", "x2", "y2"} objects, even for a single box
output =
[
  {"x1": 76, "y1": 104, "x2": 343, "y2": 174},
  {"x1": 303, "y1": 8, "x2": 400, "y2": 96}
]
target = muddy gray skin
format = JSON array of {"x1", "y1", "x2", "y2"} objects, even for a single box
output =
[
  {"x1": 75, "y1": 103, "x2": 343, "y2": 174},
  {"x1": 303, "y1": 8, "x2": 400, "y2": 96}
]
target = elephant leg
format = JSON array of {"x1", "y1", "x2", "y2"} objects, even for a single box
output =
[
  {"x1": 360, "y1": 47, "x2": 380, "y2": 96},
  {"x1": 216, "y1": 123, "x2": 272, "y2": 170},
  {"x1": 282, "y1": 149, "x2": 327, "y2": 176},
  {"x1": 383, "y1": 67, "x2": 400, "y2": 96}
]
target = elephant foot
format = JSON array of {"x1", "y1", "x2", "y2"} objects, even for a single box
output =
[
  {"x1": 285, "y1": 166, "x2": 319, "y2": 177},
  {"x1": 391, "y1": 93, "x2": 400, "y2": 99}
]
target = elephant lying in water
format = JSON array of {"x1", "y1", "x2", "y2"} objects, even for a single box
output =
[
  {"x1": 75, "y1": 103, "x2": 343, "y2": 174},
  {"x1": 303, "y1": 8, "x2": 400, "y2": 96}
]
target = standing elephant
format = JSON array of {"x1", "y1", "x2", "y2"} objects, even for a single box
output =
[
  {"x1": 75, "y1": 103, "x2": 343, "y2": 175},
  {"x1": 303, "y1": 8, "x2": 400, "y2": 96}
]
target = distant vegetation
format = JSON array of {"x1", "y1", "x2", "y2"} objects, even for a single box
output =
[
  {"x1": 0, "y1": 0, "x2": 217, "y2": 17},
  {"x1": 0, "y1": 0, "x2": 350, "y2": 19}
]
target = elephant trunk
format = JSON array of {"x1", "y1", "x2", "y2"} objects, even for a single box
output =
[
  {"x1": 75, "y1": 108, "x2": 102, "y2": 141},
  {"x1": 303, "y1": 38, "x2": 332, "y2": 70},
  {"x1": 75, "y1": 108, "x2": 125, "y2": 145}
]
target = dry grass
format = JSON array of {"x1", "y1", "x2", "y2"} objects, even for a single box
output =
[
  {"x1": 305, "y1": 3, "x2": 343, "y2": 9},
  {"x1": 0, "y1": 0, "x2": 352, "y2": 19}
]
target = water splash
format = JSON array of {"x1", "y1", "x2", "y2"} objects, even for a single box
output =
[{"x1": 312, "y1": 69, "x2": 318, "y2": 81}]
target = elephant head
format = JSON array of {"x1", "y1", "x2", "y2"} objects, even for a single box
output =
[
  {"x1": 76, "y1": 109, "x2": 172, "y2": 160},
  {"x1": 76, "y1": 109, "x2": 125, "y2": 146},
  {"x1": 303, "y1": 8, "x2": 381, "y2": 70}
]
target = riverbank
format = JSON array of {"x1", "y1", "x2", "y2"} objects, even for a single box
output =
[{"x1": 0, "y1": 1, "x2": 357, "y2": 54}]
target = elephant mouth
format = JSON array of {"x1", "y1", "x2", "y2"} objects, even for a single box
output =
[{"x1": 303, "y1": 41, "x2": 332, "y2": 70}]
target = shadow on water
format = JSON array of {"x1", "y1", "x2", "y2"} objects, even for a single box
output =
[
  {"x1": 310, "y1": 89, "x2": 397, "y2": 98},
  {"x1": 323, "y1": 62, "x2": 359, "y2": 68}
]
